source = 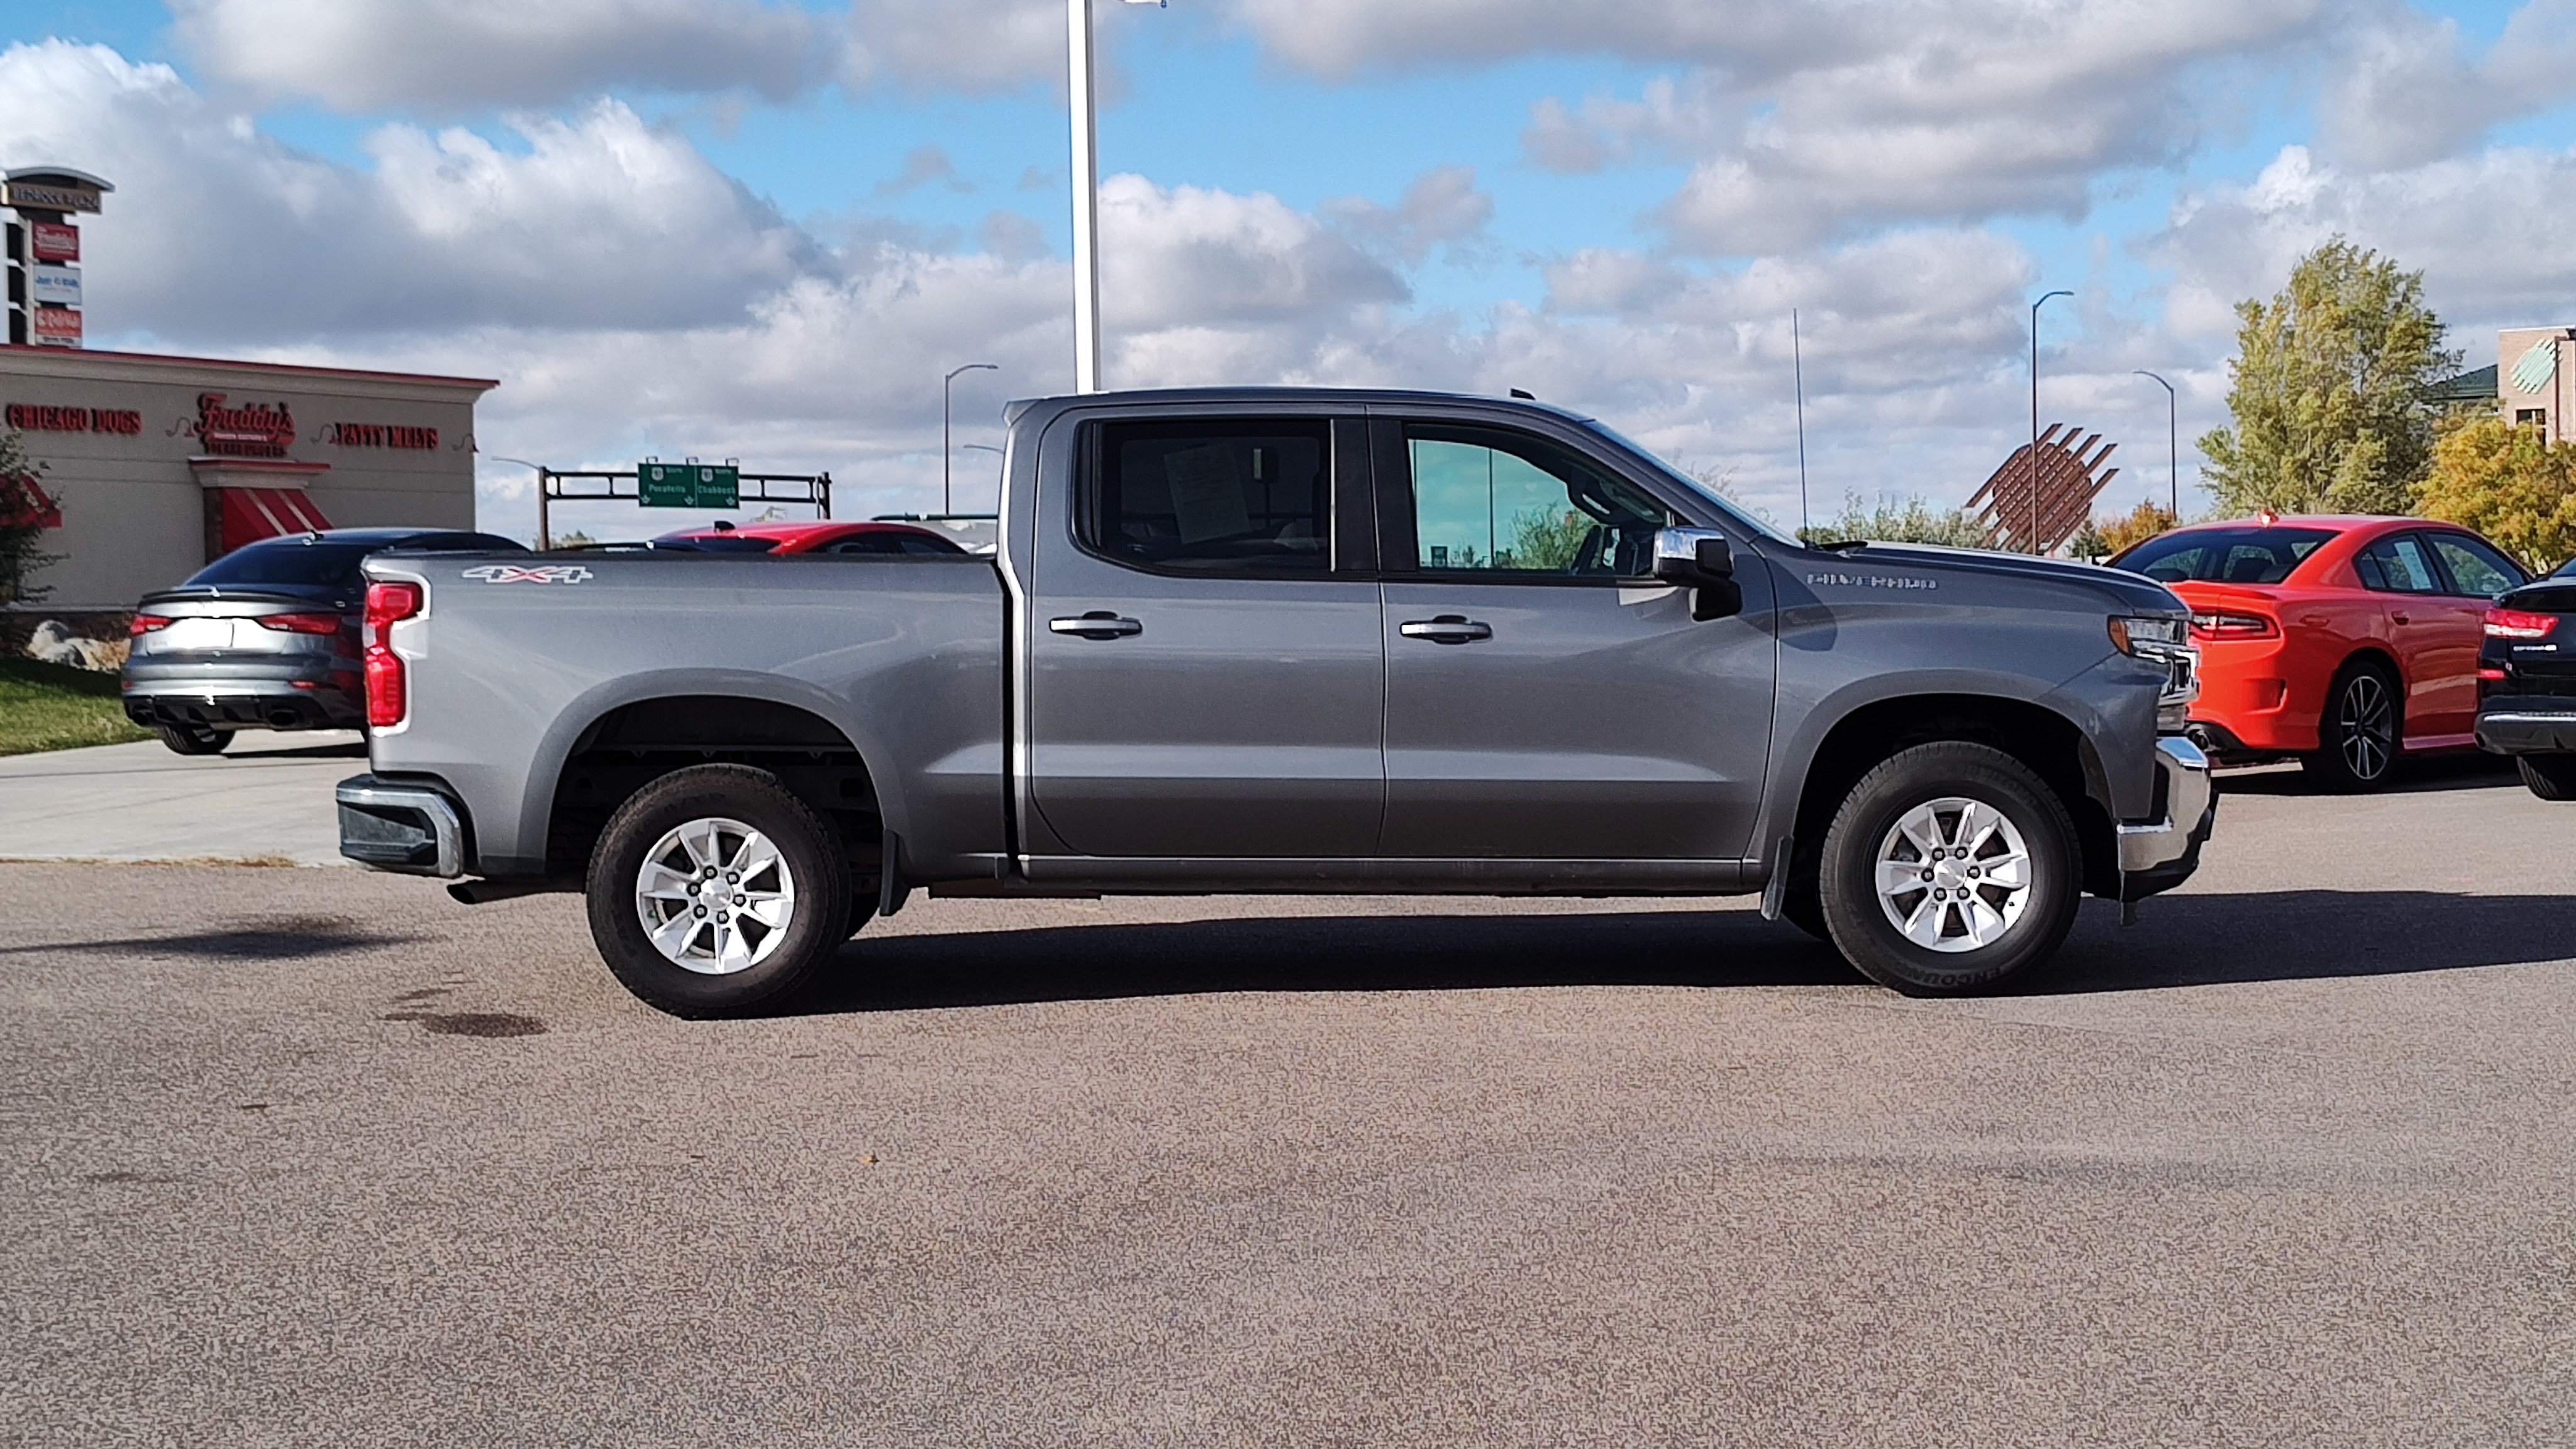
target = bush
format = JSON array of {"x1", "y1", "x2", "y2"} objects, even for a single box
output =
[
  {"x1": 1799, "y1": 493, "x2": 1996, "y2": 549},
  {"x1": 0, "y1": 430, "x2": 63, "y2": 608}
]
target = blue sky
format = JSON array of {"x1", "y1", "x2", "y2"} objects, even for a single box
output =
[{"x1": 5, "y1": 0, "x2": 2575, "y2": 542}]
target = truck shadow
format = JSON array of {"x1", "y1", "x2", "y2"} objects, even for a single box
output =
[{"x1": 782, "y1": 889, "x2": 2576, "y2": 1014}]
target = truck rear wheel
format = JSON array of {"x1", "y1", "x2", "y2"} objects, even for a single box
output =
[
  {"x1": 585, "y1": 764, "x2": 852, "y2": 1018},
  {"x1": 2519, "y1": 753, "x2": 2576, "y2": 801},
  {"x1": 1816, "y1": 741, "x2": 2079, "y2": 995}
]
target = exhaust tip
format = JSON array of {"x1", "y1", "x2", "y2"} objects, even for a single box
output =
[{"x1": 266, "y1": 709, "x2": 302, "y2": 728}]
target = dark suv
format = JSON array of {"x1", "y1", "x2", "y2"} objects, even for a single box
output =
[{"x1": 123, "y1": 528, "x2": 524, "y2": 755}]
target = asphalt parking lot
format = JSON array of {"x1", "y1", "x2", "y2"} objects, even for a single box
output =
[{"x1": 4, "y1": 755, "x2": 2573, "y2": 1446}]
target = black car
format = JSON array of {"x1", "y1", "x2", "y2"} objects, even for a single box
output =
[
  {"x1": 122, "y1": 527, "x2": 525, "y2": 755},
  {"x1": 2475, "y1": 555, "x2": 2576, "y2": 798}
]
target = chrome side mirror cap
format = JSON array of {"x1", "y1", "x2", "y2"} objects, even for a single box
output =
[{"x1": 1652, "y1": 527, "x2": 1743, "y2": 621}]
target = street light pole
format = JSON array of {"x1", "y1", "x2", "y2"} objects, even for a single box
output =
[
  {"x1": 1067, "y1": 0, "x2": 1162, "y2": 394},
  {"x1": 944, "y1": 363, "x2": 997, "y2": 515},
  {"x1": 489, "y1": 455, "x2": 549, "y2": 548},
  {"x1": 2133, "y1": 370, "x2": 2178, "y2": 519},
  {"x1": 2029, "y1": 289, "x2": 2073, "y2": 553}
]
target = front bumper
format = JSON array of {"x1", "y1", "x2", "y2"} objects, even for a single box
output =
[
  {"x1": 2478, "y1": 697, "x2": 2576, "y2": 755},
  {"x1": 2116, "y1": 736, "x2": 2217, "y2": 902},
  {"x1": 337, "y1": 774, "x2": 467, "y2": 877}
]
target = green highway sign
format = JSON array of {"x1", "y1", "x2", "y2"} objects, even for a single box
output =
[{"x1": 638, "y1": 462, "x2": 740, "y2": 508}]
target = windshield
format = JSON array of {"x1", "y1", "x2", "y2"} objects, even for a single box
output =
[
  {"x1": 1579, "y1": 419, "x2": 1799, "y2": 545},
  {"x1": 2112, "y1": 527, "x2": 2334, "y2": 585},
  {"x1": 2553, "y1": 555, "x2": 2576, "y2": 578},
  {"x1": 182, "y1": 540, "x2": 374, "y2": 589}
]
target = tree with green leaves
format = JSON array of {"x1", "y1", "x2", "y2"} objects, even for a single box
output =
[
  {"x1": 2199, "y1": 238, "x2": 2458, "y2": 517},
  {"x1": 0, "y1": 430, "x2": 63, "y2": 608},
  {"x1": 2418, "y1": 416, "x2": 2576, "y2": 574}
]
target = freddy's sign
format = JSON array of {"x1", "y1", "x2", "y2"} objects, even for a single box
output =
[{"x1": 194, "y1": 394, "x2": 296, "y2": 458}]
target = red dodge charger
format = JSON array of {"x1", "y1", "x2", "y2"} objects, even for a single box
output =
[{"x1": 2111, "y1": 514, "x2": 2529, "y2": 789}]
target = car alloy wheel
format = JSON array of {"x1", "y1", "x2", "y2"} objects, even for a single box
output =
[
  {"x1": 2333, "y1": 671, "x2": 2395, "y2": 783},
  {"x1": 632, "y1": 816, "x2": 799, "y2": 974},
  {"x1": 1872, "y1": 796, "x2": 2033, "y2": 952}
]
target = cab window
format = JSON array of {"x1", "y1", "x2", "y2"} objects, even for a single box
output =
[
  {"x1": 1079, "y1": 419, "x2": 1330, "y2": 575},
  {"x1": 1404, "y1": 424, "x2": 1673, "y2": 579}
]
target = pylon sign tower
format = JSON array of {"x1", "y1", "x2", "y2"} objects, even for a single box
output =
[{"x1": 4, "y1": 167, "x2": 111, "y2": 349}]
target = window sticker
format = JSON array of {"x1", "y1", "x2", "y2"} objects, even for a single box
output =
[{"x1": 1163, "y1": 443, "x2": 1252, "y2": 544}]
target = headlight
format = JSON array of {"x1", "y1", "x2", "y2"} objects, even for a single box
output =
[{"x1": 2110, "y1": 614, "x2": 2200, "y2": 729}]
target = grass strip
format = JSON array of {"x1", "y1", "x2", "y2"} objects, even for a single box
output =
[{"x1": 0, "y1": 657, "x2": 152, "y2": 757}]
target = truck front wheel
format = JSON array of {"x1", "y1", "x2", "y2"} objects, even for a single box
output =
[
  {"x1": 1816, "y1": 741, "x2": 2079, "y2": 995},
  {"x1": 586, "y1": 764, "x2": 852, "y2": 1017}
]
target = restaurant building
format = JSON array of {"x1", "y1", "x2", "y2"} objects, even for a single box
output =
[{"x1": 2, "y1": 345, "x2": 494, "y2": 621}]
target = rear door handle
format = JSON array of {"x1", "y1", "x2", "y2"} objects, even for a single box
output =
[
  {"x1": 2391, "y1": 612, "x2": 2411, "y2": 625},
  {"x1": 1399, "y1": 614, "x2": 1492, "y2": 644},
  {"x1": 1049, "y1": 611, "x2": 1142, "y2": 640}
]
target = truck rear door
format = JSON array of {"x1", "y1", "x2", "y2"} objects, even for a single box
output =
[
  {"x1": 1370, "y1": 414, "x2": 1777, "y2": 859},
  {"x1": 1025, "y1": 411, "x2": 1384, "y2": 857}
]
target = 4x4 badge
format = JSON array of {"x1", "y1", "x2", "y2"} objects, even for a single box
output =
[{"x1": 460, "y1": 564, "x2": 592, "y2": 585}]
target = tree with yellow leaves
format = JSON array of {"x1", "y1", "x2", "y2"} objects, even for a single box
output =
[{"x1": 2418, "y1": 417, "x2": 2576, "y2": 574}]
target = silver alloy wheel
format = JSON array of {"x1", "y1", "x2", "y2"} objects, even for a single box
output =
[
  {"x1": 1874, "y1": 796, "x2": 2033, "y2": 953},
  {"x1": 632, "y1": 816, "x2": 797, "y2": 975},
  {"x1": 2336, "y1": 672, "x2": 2395, "y2": 781}
]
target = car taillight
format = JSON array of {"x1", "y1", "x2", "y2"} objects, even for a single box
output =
[
  {"x1": 253, "y1": 611, "x2": 343, "y2": 635},
  {"x1": 129, "y1": 613, "x2": 172, "y2": 636},
  {"x1": 2190, "y1": 610, "x2": 2278, "y2": 639},
  {"x1": 2484, "y1": 608, "x2": 2560, "y2": 638},
  {"x1": 363, "y1": 581, "x2": 423, "y2": 728}
]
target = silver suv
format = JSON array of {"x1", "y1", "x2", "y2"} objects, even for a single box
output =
[{"x1": 123, "y1": 527, "x2": 523, "y2": 755}]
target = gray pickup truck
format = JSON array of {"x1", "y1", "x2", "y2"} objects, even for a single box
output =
[{"x1": 338, "y1": 388, "x2": 2213, "y2": 1014}]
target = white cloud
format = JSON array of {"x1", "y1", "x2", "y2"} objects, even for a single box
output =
[
  {"x1": 841, "y1": 0, "x2": 1072, "y2": 95},
  {"x1": 171, "y1": 0, "x2": 832, "y2": 112},
  {"x1": 2158, "y1": 143, "x2": 2576, "y2": 355},
  {"x1": 1323, "y1": 165, "x2": 1496, "y2": 265},
  {"x1": 0, "y1": 42, "x2": 814, "y2": 339},
  {"x1": 2317, "y1": 0, "x2": 2576, "y2": 170}
]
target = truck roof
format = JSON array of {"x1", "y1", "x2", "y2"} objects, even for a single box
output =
[{"x1": 1001, "y1": 386, "x2": 1596, "y2": 427}]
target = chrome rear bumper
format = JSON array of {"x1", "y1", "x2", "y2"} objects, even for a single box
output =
[{"x1": 336, "y1": 774, "x2": 466, "y2": 877}]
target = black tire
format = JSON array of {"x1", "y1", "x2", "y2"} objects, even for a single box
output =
[
  {"x1": 1816, "y1": 741, "x2": 2080, "y2": 996},
  {"x1": 2305, "y1": 660, "x2": 2401, "y2": 792},
  {"x1": 156, "y1": 723, "x2": 228, "y2": 756},
  {"x1": 584, "y1": 764, "x2": 851, "y2": 1018},
  {"x1": 2518, "y1": 753, "x2": 2576, "y2": 801}
]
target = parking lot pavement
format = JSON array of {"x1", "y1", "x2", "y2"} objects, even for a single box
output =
[
  {"x1": 4, "y1": 756, "x2": 2573, "y2": 1446},
  {"x1": 0, "y1": 730, "x2": 363, "y2": 866}
]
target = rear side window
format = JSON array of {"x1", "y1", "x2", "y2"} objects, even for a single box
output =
[
  {"x1": 185, "y1": 540, "x2": 374, "y2": 588},
  {"x1": 2113, "y1": 528, "x2": 2333, "y2": 584},
  {"x1": 1080, "y1": 419, "x2": 1330, "y2": 574},
  {"x1": 2424, "y1": 533, "x2": 2525, "y2": 597},
  {"x1": 2355, "y1": 535, "x2": 2443, "y2": 594}
]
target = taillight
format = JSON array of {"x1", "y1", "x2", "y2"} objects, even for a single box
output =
[
  {"x1": 129, "y1": 614, "x2": 172, "y2": 636},
  {"x1": 2484, "y1": 608, "x2": 2560, "y2": 639},
  {"x1": 363, "y1": 581, "x2": 423, "y2": 728},
  {"x1": 2190, "y1": 610, "x2": 2278, "y2": 639},
  {"x1": 253, "y1": 611, "x2": 343, "y2": 635}
]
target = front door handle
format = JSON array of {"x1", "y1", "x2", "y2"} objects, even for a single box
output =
[
  {"x1": 1399, "y1": 614, "x2": 1492, "y2": 644},
  {"x1": 1049, "y1": 611, "x2": 1142, "y2": 640},
  {"x1": 2391, "y1": 611, "x2": 2411, "y2": 625}
]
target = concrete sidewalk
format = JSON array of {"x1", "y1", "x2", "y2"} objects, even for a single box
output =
[{"x1": 0, "y1": 731, "x2": 365, "y2": 866}]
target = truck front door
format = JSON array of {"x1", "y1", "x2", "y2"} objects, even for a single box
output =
[
  {"x1": 1372, "y1": 417, "x2": 1777, "y2": 859},
  {"x1": 1026, "y1": 413, "x2": 1384, "y2": 858}
]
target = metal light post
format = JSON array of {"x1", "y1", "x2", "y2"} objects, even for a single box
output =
[
  {"x1": 943, "y1": 363, "x2": 997, "y2": 514},
  {"x1": 2028, "y1": 290, "x2": 2073, "y2": 552},
  {"x1": 2133, "y1": 370, "x2": 2177, "y2": 519},
  {"x1": 1067, "y1": 0, "x2": 1163, "y2": 394},
  {"x1": 489, "y1": 455, "x2": 550, "y2": 548}
]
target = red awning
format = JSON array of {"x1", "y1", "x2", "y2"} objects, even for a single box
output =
[{"x1": 213, "y1": 487, "x2": 332, "y2": 554}]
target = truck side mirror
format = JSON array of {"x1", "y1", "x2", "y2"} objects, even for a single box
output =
[{"x1": 1652, "y1": 527, "x2": 1743, "y2": 621}]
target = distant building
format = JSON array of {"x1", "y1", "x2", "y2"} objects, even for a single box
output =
[
  {"x1": 2436, "y1": 328, "x2": 2576, "y2": 443},
  {"x1": 3, "y1": 345, "x2": 493, "y2": 613}
]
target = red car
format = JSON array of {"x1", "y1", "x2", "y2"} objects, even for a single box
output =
[
  {"x1": 650, "y1": 519, "x2": 967, "y2": 555},
  {"x1": 2111, "y1": 514, "x2": 2530, "y2": 789}
]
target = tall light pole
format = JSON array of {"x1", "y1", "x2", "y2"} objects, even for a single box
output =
[
  {"x1": 2133, "y1": 370, "x2": 2177, "y2": 519},
  {"x1": 944, "y1": 363, "x2": 997, "y2": 514},
  {"x1": 2029, "y1": 289, "x2": 2073, "y2": 553},
  {"x1": 1792, "y1": 308, "x2": 1809, "y2": 536},
  {"x1": 1067, "y1": 0, "x2": 1164, "y2": 394},
  {"x1": 489, "y1": 455, "x2": 549, "y2": 548}
]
